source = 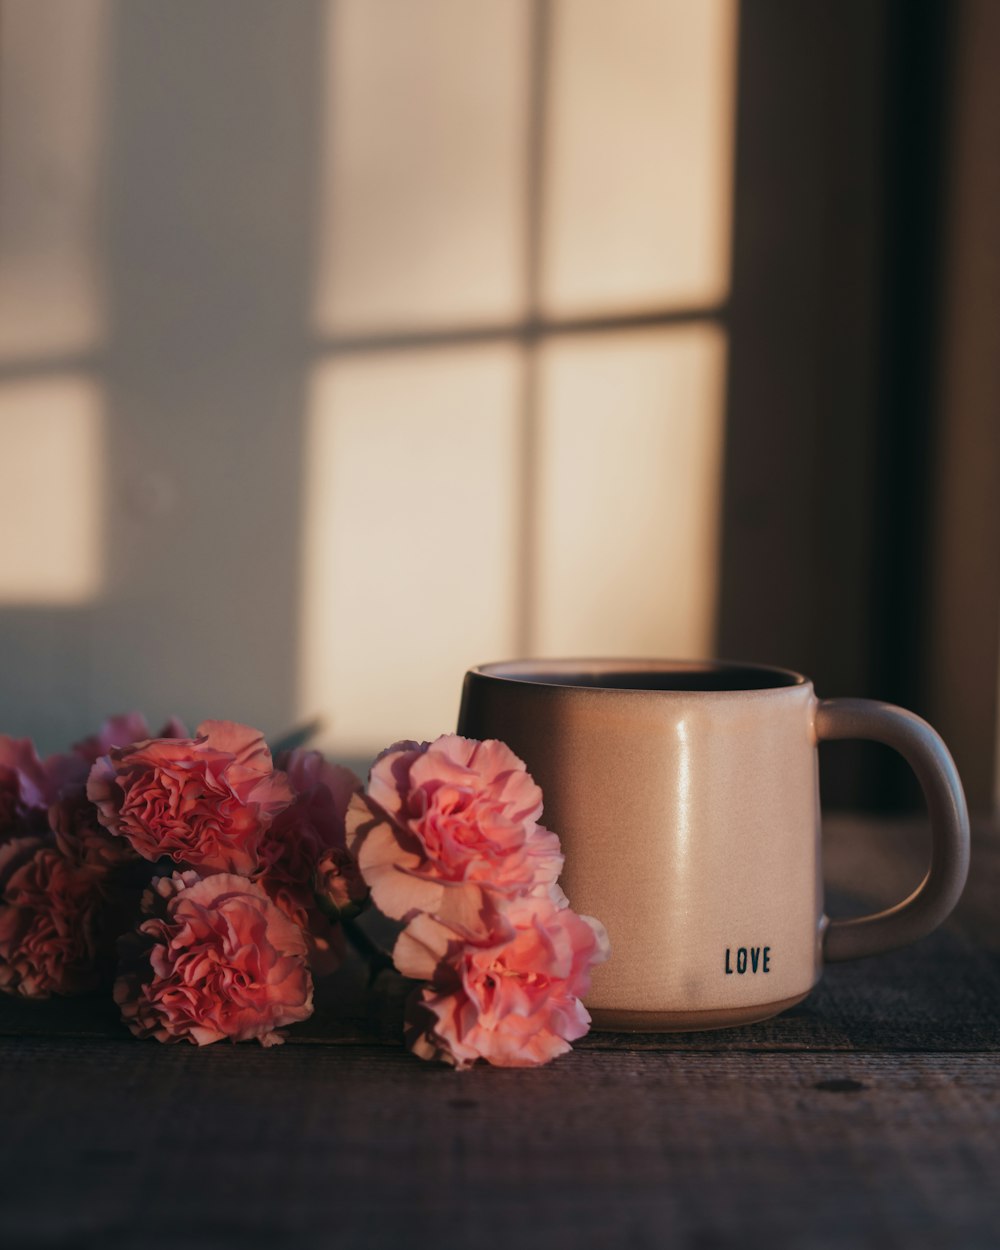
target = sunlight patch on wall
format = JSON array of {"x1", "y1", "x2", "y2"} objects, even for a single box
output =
[
  {"x1": 532, "y1": 326, "x2": 727, "y2": 659},
  {"x1": 0, "y1": 377, "x2": 104, "y2": 604},
  {"x1": 300, "y1": 346, "x2": 522, "y2": 754},
  {"x1": 0, "y1": 0, "x2": 109, "y2": 361},
  {"x1": 314, "y1": 0, "x2": 531, "y2": 335},
  {"x1": 541, "y1": 0, "x2": 737, "y2": 317}
]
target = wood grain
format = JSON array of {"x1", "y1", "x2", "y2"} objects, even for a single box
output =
[
  {"x1": 0, "y1": 816, "x2": 996, "y2": 1248},
  {"x1": 0, "y1": 1043, "x2": 997, "y2": 1250}
]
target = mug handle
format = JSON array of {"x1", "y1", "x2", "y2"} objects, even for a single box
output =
[{"x1": 816, "y1": 698, "x2": 970, "y2": 961}]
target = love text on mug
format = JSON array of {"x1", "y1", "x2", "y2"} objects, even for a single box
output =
[{"x1": 724, "y1": 946, "x2": 771, "y2": 975}]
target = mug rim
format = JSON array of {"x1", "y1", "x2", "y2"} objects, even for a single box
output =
[{"x1": 468, "y1": 657, "x2": 809, "y2": 695}]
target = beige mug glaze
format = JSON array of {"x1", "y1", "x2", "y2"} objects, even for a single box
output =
[{"x1": 457, "y1": 659, "x2": 970, "y2": 1032}]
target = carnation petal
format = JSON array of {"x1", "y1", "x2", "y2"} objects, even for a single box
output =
[
  {"x1": 433, "y1": 882, "x2": 505, "y2": 941},
  {"x1": 366, "y1": 741, "x2": 422, "y2": 818},
  {"x1": 393, "y1": 913, "x2": 455, "y2": 980},
  {"x1": 409, "y1": 736, "x2": 543, "y2": 826},
  {"x1": 344, "y1": 791, "x2": 381, "y2": 856},
  {"x1": 196, "y1": 720, "x2": 274, "y2": 776},
  {"x1": 351, "y1": 795, "x2": 445, "y2": 921},
  {"x1": 85, "y1": 756, "x2": 121, "y2": 830},
  {"x1": 361, "y1": 855, "x2": 443, "y2": 924},
  {"x1": 73, "y1": 713, "x2": 151, "y2": 763},
  {"x1": 0, "y1": 735, "x2": 55, "y2": 817}
]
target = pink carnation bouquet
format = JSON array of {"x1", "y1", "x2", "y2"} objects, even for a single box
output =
[
  {"x1": 348, "y1": 734, "x2": 610, "y2": 1068},
  {"x1": 0, "y1": 715, "x2": 364, "y2": 1045},
  {"x1": 0, "y1": 716, "x2": 609, "y2": 1067}
]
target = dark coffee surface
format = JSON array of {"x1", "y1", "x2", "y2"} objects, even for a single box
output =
[{"x1": 487, "y1": 663, "x2": 804, "y2": 692}]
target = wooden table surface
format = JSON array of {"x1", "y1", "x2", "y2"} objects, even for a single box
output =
[{"x1": 1, "y1": 815, "x2": 997, "y2": 1250}]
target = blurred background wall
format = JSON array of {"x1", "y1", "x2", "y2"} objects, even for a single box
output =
[{"x1": 0, "y1": 0, "x2": 996, "y2": 814}]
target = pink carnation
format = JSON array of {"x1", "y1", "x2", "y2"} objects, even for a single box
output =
[
  {"x1": 0, "y1": 835, "x2": 114, "y2": 997},
  {"x1": 115, "y1": 871, "x2": 314, "y2": 1046},
  {"x1": 349, "y1": 735, "x2": 563, "y2": 934},
  {"x1": 73, "y1": 713, "x2": 188, "y2": 765},
  {"x1": 395, "y1": 895, "x2": 610, "y2": 1068},
  {"x1": 50, "y1": 792, "x2": 140, "y2": 872},
  {"x1": 41, "y1": 750, "x2": 92, "y2": 803},
  {"x1": 0, "y1": 715, "x2": 187, "y2": 840},
  {"x1": 22, "y1": 714, "x2": 191, "y2": 817},
  {"x1": 255, "y1": 749, "x2": 364, "y2": 974},
  {"x1": 0, "y1": 736, "x2": 64, "y2": 836},
  {"x1": 87, "y1": 720, "x2": 293, "y2": 874}
]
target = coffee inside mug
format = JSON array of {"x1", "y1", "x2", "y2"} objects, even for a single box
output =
[{"x1": 475, "y1": 658, "x2": 805, "y2": 692}]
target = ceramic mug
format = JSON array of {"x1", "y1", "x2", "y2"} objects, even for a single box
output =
[{"x1": 456, "y1": 659, "x2": 970, "y2": 1032}]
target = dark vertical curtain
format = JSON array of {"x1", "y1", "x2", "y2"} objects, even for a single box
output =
[{"x1": 717, "y1": 0, "x2": 955, "y2": 809}]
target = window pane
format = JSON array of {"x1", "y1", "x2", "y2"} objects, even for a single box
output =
[
  {"x1": 314, "y1": 0, "x2": 531, "y2": 335},
  {"x1": 532, "y1": 326, "x2": 727, "y2": 658},
  {"x1": 0, "y1": 378, "x2": 104, "y2": 603},
  {"x1": 0, "y1": 0, "x2": 109, "y2": 360},
  {"x1": 301, "y1": 346, "x2": 522, "y2": 754},
  {"x1": 541, "y1": 0, "x2": 737, "y2": 316}
]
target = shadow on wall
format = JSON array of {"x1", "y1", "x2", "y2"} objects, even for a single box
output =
[
  {"x1": 0, "y1": 0, "x2": 737, "y2": 756},
  {"x1": 0, "y1": 0, "x2": 323, "y2": 750}
]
